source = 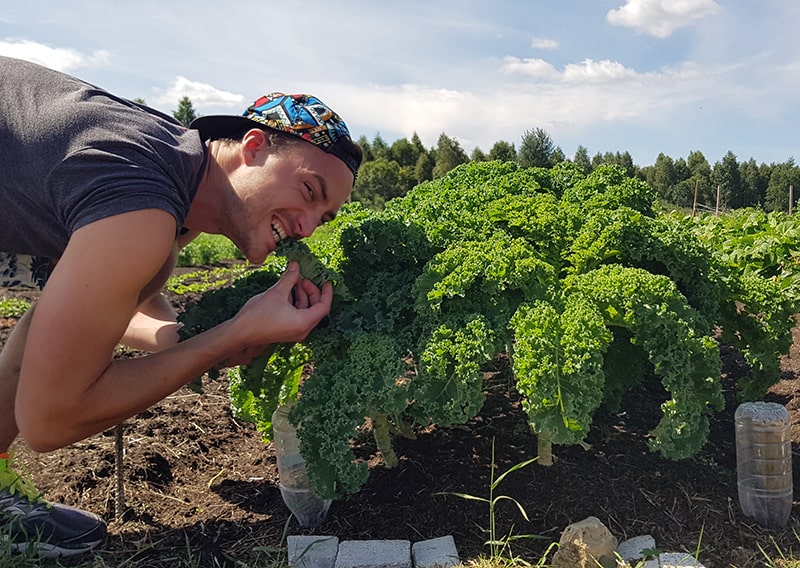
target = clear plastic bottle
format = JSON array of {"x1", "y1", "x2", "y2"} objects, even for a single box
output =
[
  {"x1": 734, "y1": 401, "x2": 793, "y2": 529},
  {"x1": 272, "y1": 404, "x2": 332, "y2": 528}
]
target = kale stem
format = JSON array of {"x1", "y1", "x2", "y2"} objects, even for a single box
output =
[{"x1": 372, "y1": 414, "x2": 399, "y2": 468}]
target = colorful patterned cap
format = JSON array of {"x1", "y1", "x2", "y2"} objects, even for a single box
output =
[{"x1": 190, "y1": 92, "x2": 361, "y2": 178}]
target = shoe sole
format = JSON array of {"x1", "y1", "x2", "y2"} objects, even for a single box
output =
[
  {"x1": 4, "y1": 535, "x2": 103, "y2": 559},
  {"x1": 11, "y1": 540, "x2": 103, "y2": 558}
]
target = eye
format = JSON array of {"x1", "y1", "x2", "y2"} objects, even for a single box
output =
[{"x1": 305, "y1": 183, "x2": 314, "y2": 198}]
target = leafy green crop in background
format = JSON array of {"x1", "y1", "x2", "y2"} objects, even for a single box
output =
[
  {"x1": 177, "y1": 233, "x2": 245, "y2": 267},
  {"x1": 0, "y1": 298, "x2": 31, "y2": 318}
]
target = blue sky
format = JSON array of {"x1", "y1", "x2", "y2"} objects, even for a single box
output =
[{"x1": 1, "y1": 0, "x2": 797, "y2": 167}]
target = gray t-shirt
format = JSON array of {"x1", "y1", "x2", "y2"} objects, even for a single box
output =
[{"x1": 0, "y1": 56, "x2": 207, "y2": 258}]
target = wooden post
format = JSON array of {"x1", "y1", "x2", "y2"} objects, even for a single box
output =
[
  {"x1": 115, "y1": 423, "x2": 125, "y2": 520},
  {"x1": 692, "y1": 179, "x2": 700, "y2": 217},
  {"x1": 716, "y1": 184, "x2": 721, "y2": 215},
  {"x1": 790, "y1": 185, "x2": 794, "y2": 215}
]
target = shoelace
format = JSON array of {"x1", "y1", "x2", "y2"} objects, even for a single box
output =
[{"x1": 0, "y1": 455, "x2": 46, "y2": 505}]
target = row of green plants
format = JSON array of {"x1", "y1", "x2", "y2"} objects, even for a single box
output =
[
  {"x1": 177, "y1": 160, "x2": 800, "y2": 500},
  {"x1": 0, "y1": 298, "x2": 31, "y2": 318}
]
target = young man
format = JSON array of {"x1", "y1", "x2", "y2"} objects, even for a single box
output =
[{"x1": 0, "y1": 55, "x2": 362, "y2": 557}]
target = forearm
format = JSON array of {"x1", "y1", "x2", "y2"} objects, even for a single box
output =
[
  {"x1": 17, "y1": 318, "x2": 244, "y2": 451},
  {"x1": 17, "y1": 260, "x2": 330, "y2": 452}
]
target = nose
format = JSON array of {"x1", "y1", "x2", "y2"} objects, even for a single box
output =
[{"x1": 296, "y1": 211, "x2": 321, "y2": 238}]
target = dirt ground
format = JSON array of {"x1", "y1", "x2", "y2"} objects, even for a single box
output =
[{"x1": 3, "y1": 281, "x2": 800, "y2": 568}]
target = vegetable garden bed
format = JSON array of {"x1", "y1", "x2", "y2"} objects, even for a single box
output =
[
  {"x1": 2, "y1": 280, "x2": 800, "y2": 567},
  {"x1": 4, "y1": 161, "x2": 800, "y2": 567}
]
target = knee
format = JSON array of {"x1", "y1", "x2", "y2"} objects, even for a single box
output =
[{"x1": 15, "y1": 399, "x2": 70, "y2": 453}]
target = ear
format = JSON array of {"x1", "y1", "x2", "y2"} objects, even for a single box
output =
[{"x1": 241, "y1": 128, "x2": 268, "y2": 165}]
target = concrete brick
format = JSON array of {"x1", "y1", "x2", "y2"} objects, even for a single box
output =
[
  {"x1": 411, "y1": 536, "x2": 459, "y2": 568},
  {"x1": 287, "y1": 535, "x2": 339, "y2": 568},
  {"x1": 658, "y1": 552, "x2": 706, "y2": 567},
  {"x1": 617, "y1": 535, "x2": 656, "y2": 561},
  {"x1": 335, "y1": 540, "x2": 411, "y2": 568}
]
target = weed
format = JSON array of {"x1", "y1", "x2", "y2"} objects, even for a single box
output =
[{"x1": 437, "y1": 438, "x2": 544, "y2": 561}]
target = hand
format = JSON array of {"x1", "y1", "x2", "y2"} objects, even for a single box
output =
[
  {"x1": 231, "y1": 262, "x2": 333, "y2": 349},
  {"x1": 220, "y1": 344, "x2": 269, "y2": 368}
]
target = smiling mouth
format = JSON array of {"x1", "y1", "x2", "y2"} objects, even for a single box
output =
[{"x1": 272, "y1": 220, "x2": 288, "y2": 245}]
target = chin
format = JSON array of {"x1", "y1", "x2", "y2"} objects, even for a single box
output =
[{"x1": 248, "y1": 249, "x2": 271, "y2": 265}]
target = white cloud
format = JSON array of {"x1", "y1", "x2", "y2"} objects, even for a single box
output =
[
  {"x1": 500, "y1": 57, "x2": 640, "y2": 83},
  {"x1": 0, "y1": 39, "x2": 110, "y2": 72},
  {"x1": 500, "y1": 57, "x2": 557, "y2": 78},
  {"x1": 531, "y1": 37, "x2": 559, "y2": 50},
  {"x1": 607, "y1": 0, "x2": 721, "y2": 38},
  {"x1": 343, "y1": 54, "x2": 729, "y2": 153},
  {"x1": 329, "y1": 83, "x2": 475, "y2": 147},
  {"x1": 562, "y1": 59, "x2": 641, "y2": 82},
  {"x1": 2, "y1": 2, "x2": 793, "y2": 164},
  {"x1": 154, "y1": 76, "x2": 245, "y2": 110}
]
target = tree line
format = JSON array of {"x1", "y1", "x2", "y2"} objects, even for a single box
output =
[
  {"x1": 166, "y1": 96, "x2": 799, "y2": 213},
  {"x1": 353, "y1": 128, "x2": 800, "y2": 214}
]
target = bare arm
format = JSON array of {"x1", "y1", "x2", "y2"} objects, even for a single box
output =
[
  {"x1": 14, "y1": 209, "x2": 331, "y2": 452},
  {"x1": 120, "y1": 293, "x2": 182, "y2": 352},
  {"x1": 119, "y1": 227, "x2": 213, "y2": 352},
  {"x1": 120, "y1": 227, "x2": 212, "y2": 351}
]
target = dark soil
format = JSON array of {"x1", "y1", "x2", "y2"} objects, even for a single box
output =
[{"x1": 3, "y1": 278, "x2": 800, "y2": 568}]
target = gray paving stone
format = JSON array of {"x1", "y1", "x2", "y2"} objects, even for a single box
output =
[
  {"x1": 617, "y1": 534, "x2": 656, "y2": 561},
  {"x1": 335, "y1": 540, "x2": 411, "y2": 568},
  {"x1": 658, "y1": 552, "x2": 706, "y2": 567},
  {"x1": 411, "y1": 536, "x2": 459, "y2": 568},
  {"x1": 287, "y1": 535, "x2": 340, "y2": 568}
]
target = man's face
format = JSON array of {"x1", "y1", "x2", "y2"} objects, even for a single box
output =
[{"x1": 223, "y1": 132, "x2": 354, "y2": 264}]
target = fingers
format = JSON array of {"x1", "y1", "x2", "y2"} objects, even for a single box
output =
[
  {"x1": 232, "y1": 263, "x2": 334, "y2": 348},
  {"x1": 278, "y1": 261, "x2": 302, "y2": 288},
  {"x1": 293, "y1": 278, "x2": 326, "y2": 309}
]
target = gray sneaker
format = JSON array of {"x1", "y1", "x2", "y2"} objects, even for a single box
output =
[{"x1": 0, "y1": 454, "x2": 106, "y2": 558}]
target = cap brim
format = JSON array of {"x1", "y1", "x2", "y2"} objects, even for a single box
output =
[{"x1": 189, "y1": 115, "x2": 259, "y2": 140}]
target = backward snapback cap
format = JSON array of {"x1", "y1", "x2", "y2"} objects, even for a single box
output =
[{"x1": 190, "y1": 92, "x2": 360, "y2": 178}]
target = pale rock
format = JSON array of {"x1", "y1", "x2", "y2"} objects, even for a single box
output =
[{"x1": 551, "y1": 516, "x2": 618, "y2": 568}]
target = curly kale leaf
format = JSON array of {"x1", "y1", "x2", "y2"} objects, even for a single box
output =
[
  {"x1": 385, "y1": 160, "x2": 552, "y2": 247},
  {"x1": 510, "y1": 296, "x2": 612, "y2": 457},
  {"x1": 294, "y1": 332, "x2": 410, "y2": 498},
  {"x1": 408, "y1": 314, "x2": 497, "y2": 428},
  {"x1": 560, "y1": 164, "x2": 657, "y2": 216},
  {"x1": 567, "y1": 265, "x2": 723, "y2": 459},
  {"x1": 413, "y1": 233, "x2": 557, "y2": 347},
  {"x1": 228, "y1": 342, "x2": 310, "y2": 440},
  {"x1": 566, "y1": 208, "x2": 723, "y2": 324},
  {"x1": 277, "y1": 210, "x2": 435, "y2": 498},
  {"x1": 274, "y1": 238, "x2": 349, "y2": 300}
]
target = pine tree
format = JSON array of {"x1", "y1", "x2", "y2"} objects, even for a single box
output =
[{"x1": 173, "y1": 96, "x2": 198, "y2": 127}]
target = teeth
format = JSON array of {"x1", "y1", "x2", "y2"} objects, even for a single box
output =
[{"x1": 272, "y1": 222, "x2": 287, "y2": 243}]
